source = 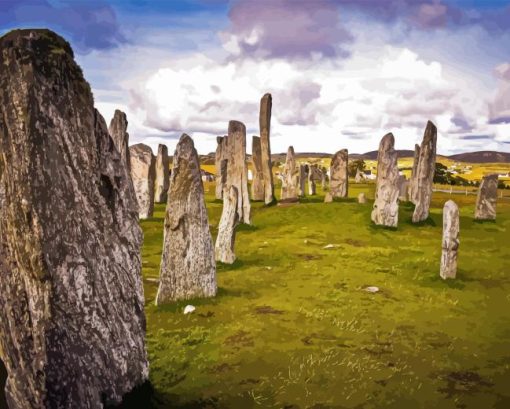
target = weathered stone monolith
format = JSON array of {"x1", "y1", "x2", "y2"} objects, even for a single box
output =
[
  {"x1": 156, "y1": 134, "x2": 216, "y2": 304},
  {"x1": 130, "y1": 143, "x2": 156, "y2": 219},
  {"x1": 475, "y1": 174, "x2": 498, "y2": 220},
  {"x1": 321, "y1": 168, "x2": 327, "y2": 190},
  {"x1": 327, "y1": 149, "x2": 348, "y2": 201},
  {"x1": 412, "y1": 121, "x2": 437, "y2": 223},
  {"x1": 215, "y1": 136, "x2": 227, "y2": 200},
  {"x1": 371, "y1": 133, "x2": 399, "y2": 227},
  {"x1": 225, "y1": 121, "x2": 251, "y2": 223},
  {"x1": 109, "y1": 109, "x2": 131, "y2": 171},
  {"x1": 299, "y1": 164, "x2": 307, "y2": 197},
  {"x1": 215, "y1": 186, "x2": 239, "y2": 264},
  {"x1": 281, "y1": 146, "x2": 300, "y2": 201},
  {"x1": 440, "y1": 200, "x2": 459, "y2": 279},
  {"x1": 154, "y1": 144, "x2": 170, "y2": 203},
  {"x1": 308, "y1": 164, "x2": 317, "y2": 195},
  {"x1": 398, "y1": 175, "x2": 409, "y2": 202},
  {"x1": 409, "y1": 144, "x2": 420, "y2": 203},
  {"x1": 260, "y1": 93, "x2": 275, "y2": 204},
  {"x1": 358, "y1": 192, "x2": 367, "y2": 204},
  {"x1": 251, "y1": 136, "x2": 265, "y2": 201},
  {"x1": 0, "y1": 29, "x2": 148, "y2": 409},
  {"x1": 355, "y1": 168, "x2": 364, "y2": 183}
]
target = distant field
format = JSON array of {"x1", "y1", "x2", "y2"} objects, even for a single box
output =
[{"x1": 130, "y1": 181, "x2": 510, "y2": 408}]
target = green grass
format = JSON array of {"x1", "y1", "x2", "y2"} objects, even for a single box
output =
[{"x1": 128, "y1": 182, "x2": 510, "y2": 409}]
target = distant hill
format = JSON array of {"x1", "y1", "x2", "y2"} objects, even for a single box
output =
[
  {"x1": 350, "y1": 150, "x2": 416, "y2": 160},
  {"x1": 447, "y1": 151, "x2": 510, "y2": 163}
]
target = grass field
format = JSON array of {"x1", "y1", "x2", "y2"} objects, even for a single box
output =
[{"x1": 124, "y1": 181, "x2": 510, "y2": 409}]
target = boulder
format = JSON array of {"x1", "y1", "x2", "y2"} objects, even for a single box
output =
[
  {"x1": 215, "y1": 186, "x2": 239, "y2": 264},
  {"x1": 475, "y1": 174, "x2": 498, "y2": 220},
  {"x1": 260, "y1": 93, "x2": 275, "y2": 204},
  {"x1": 154, "y1": 144, "x2": 170, "y2": 203},
  {"x1": 440, "y1": 200, "x2": 460, "y2": 279},
  {"x1": 130, "y1": 143, "x2": 156, "y2": 219},
  {"x1": 251, "y1": 136, "x2": 265, "y2": 201}
]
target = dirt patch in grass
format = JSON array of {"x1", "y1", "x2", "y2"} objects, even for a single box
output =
[{"x1": 254, "y1": 305, "x2": 284, "y2": 315}]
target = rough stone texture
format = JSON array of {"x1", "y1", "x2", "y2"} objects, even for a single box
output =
[
  {"x1": 398, "y1": 175, "x2": 409, "y2": 202},
  {"x1": 308, "y1": 164, "x2": 317, "y2": 195},
  {"x1": 358, "y1": 193, "x2": 367, "y2": 204},
  {"x1": 440, "y1": 200, "x2": 460, "y2": 279},
  {"x1": 371, "y1": 133, "x2": 400, "y2": 227},
  {"x1": 251, "y1": 136, "x2": 265, "y2": 201},
  {"x1": 260, "y1": 93, "x2": 275, "y2": 204},
  {"x1": 130, "y1": 143, "x2": 156, "y2": 219},
  {"x1": 328, "y1": 149, "x2": 348, "y2": 200},
  {"x1": 412, "y1": 121, "x2": 437, "y2": 223},
  {"x1": 475, "y1": 174, "x2": 498, "y2": 220},
  {"x1": 281, "y1": 146, "x2": 300, "y2": 200},
  {"x1": 225, "y1": 121, "x2": 251, "y2": 224},
  {"x1": 0, "y1": 29, "x2": 148, "y2": 409},
  {"x1": 108, "y1": 109, "x2": 131, "y2": 172},
  {"x1": 409, "y1": 144, "x2": 420, "y2": 204},
  {"x1": 156, "y1": 134, "x2": 217, "y2": 304},
  {"x1": 215, "y1": 136, "x2": 227, "y2": 200},
  {"x1": 299, "y1": 164, "x2": 307, "y2": 197},
  {"x1": 154, "y1": 144, "x2": 170, "y2": 203},
  {"x1": 215, "y1": 186, "x2": 239, "y2": 264},
  {"x1": 355, "y1": 168, "x2": 364, "y2": 183}
]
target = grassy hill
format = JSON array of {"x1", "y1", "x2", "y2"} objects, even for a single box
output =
[{"x1": 124, "y1": 182, "x2": 510, "y2": 408}]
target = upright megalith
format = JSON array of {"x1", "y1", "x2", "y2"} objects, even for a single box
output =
[
  {"x1": 130, "y1": 143, "x2": 156, "y2": 219},
  {"x1": 308, "y1": 164, "x2": 317, "y2": 195},
  {"x1": 156, "y1": 134, "x2": 216, "y2": 304},
  {"x1": 440, "y1": 200, "x2": 460, "y2": 279},
  {"x1": 0, "y1": 29, "x2": 148, "y2": 409},
  {"x1": 225, "y1": 121, "x2": 251, "y2": 224},
  {"x1": 215, "y1": 136, "x2": 227, "y2": 200},
  {"x1": 281, "y1": 146, "x2": 300, "y2": 201},
  {"x1": 409, "y1": 144, "x2": 421, "y2": 203},
  {"x1": 371, "y1": 133, "x2": 399, "y2": 227},
  {"x1": 398, "y1": 175, "x2": 409, "y2": 202},
  {"x1": 251, "y1": 136, "x2": 265, "y2": 201},
  {"x1": 215, "y1": 186, "x2": 239, "y2": 264},
  {"x1": 299, "y1": 164, "x2": 307, "y2": 197},
  {"x1": 260, "y1": 93, "x2": 275, "y2": 204},
  {"x1": 109, "y1": 109, "x2": 131, "y2": 171},
  {"x1": 327, "y1": 149, "x2": 348, "y2": 202},
  {"x1": 154, "y1": 144, "x2": 170, "y2": 203},
  {"x1": 412, "y1": 121, "x2": 437, "y2": 223},
  {"x1": 475, "y1": 174, "x2": 498, "y2": 220}
]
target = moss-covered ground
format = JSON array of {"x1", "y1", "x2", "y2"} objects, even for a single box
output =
[{"x1": 125, "y1": 182, "x2": 510, "y2": 409}]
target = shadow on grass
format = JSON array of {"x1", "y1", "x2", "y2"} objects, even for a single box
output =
[
  {"x1": 404, "y1": 216, "x2": 437, "y2": 227},
  {"x1": 369, "y1": 223, "x2": 398, "y2": 232},
  {"x1": 472, "y1": 219, "x2": 497, "y2": 225},
  {"x1": 236, "y1": 223, "x2": 259, "y2": 232}
]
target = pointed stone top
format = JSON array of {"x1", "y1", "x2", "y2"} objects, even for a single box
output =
[
  {"x1": 287, "y1": 146, "x2": 295, "y2": 155},
  {"x1": 261, "y1": 93, "x2": 272, "y2": 101},
  {"x1": 380, "y1": 133, "x2": 395, "y2": 150},
  {"x1": 130, "y1": 143, "x2": 153, "y2": 155},
  {"x1": 424, "y1": 121, "x2": 438, "y2": 142},
  {"x1": 113, "y1": 109, "x2": 127, "y2": 122},
  {"x1": 229, "y1": 120, "x2": 246, "y2": 134},
  {"x1": 158, "y1": 144, "x2": 168, "y2": 154},
  {"x1": 444, "y1": 199, "x2": 458, "y2": 210},
  {"x1": 178, "y1": 133, "x2": 195, "y2": 149},
  {"x1": 0, "y1": 28, "x2": 73, "y2": 56}
]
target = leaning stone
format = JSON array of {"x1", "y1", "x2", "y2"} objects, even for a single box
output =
[
  {"x1": 109, "y1": 109, "x2": 131, "y2": 171},
  {"x1": 215, "y1": 186, "x2": 239, "y2": 264},
  {"x1": 328, "y1": 149, "x2": 348, "y2": 199},
  {"x1": 440, "y1": 200, "x2": 460, "y2": 279},
  {"x1": 299, "y1": 164, "x2": 307, "y2": 197},
  {"x1": 154, "y1": 144, "x2": 170, "y2": 203},
  {"x1": 130, "y1": 143, "x2": 156, "y2": 219},
  {"x1": 251, "y1": 136, "x2": 265, "y2": 201},
  {"x1": 281, "y1": 146, "x2": 300, "y2": 200},
  {"x1": 156, "y1": 134, "x2": 216, "y2": 304},
  {"x1": 358, "y1": 193, "x2": 367, "y2": 204},
  {"x1": 215, "y1": 136, "x2": 227, "y2": 200},
  {"x1": 260, "y1": 93, "x2": 275, "y2": 204},
  {"x1": 475, "y1": 174, "x2": 498, "y2": 220},
  {"x1": 371, "y1": 133, "x2": 399, "y2": 227},
  {"x1": 0, "y1": 29, "x2": 147, "y2": 409}
]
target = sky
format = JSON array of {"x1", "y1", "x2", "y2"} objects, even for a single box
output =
[{"x1": 1, "y1": 0, "x2": 510, "y2": 155}]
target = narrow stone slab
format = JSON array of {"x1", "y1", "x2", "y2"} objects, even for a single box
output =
[
  {"x1": 281, "y1": 146, "x2": 299, "y2": 200},
  {"x1": 328, "y1": 149, "x2": 348, "y2": 200},
  {"x1": 130, "y1": 143, "x2": 156, "y2": 219},
  {"x1": 308, "y1": 164, "x2": 317, "y2": 195},
  {"x1": 154, "y1": 144, "x2": 170, "y2": 203},
  {"x1": 409, "y1": 143, "x2": 420, "y2": 204},
  {"x1": 215, "y1": 136, "x2": 227, "y2": 200},
  {"x1": 440, "y1": 200, "x2": 460, "y2": 279},
  {"x1": 475, "y1": 174, "x2": 498, "y2": 220},
  {"x1": 109, "y1": 109, "x2": 131, "y2": 171},
  {"x1": 358, "y1": 192, "x2": 367, "y2": 204},
  {"x1": 251, "y1": 136, "x2": 265, "y2": 201},
  {"x1": 299, "y1": 164, "x2": 307, "y2": 197},
  {"x1": 398, "y1": 175, "x2": 409, "y2": 202},
  {"x1": 260, "y1": 93, "x2": 275, "y2": 204},
  {"x1": 215, "y1": 186, "x2": 239, "y2": 264}
]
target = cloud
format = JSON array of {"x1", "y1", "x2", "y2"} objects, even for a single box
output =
[
  {"x1": 0, "y1": 0, "x2": 125, "y2": 53},
  {"x1": 458, "y1": 134, "x2": 493, "y2": 140},
  {"x1": 489, "y1": 63, "x2": 510, "y2": 124}
]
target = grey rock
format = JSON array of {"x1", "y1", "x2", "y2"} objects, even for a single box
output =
[
  {"x1": 475, "y1": 174, "x2": 498, "y2": 220},
  {"x1": 260, "y1": 93, "x2": 275, "y2": 204},
  {"x1": 299, "y1": 164, "x2": 307, "y2": 197},
  {"x1": 328, "y1": 149, "x2": 348, "y2": 201},
  {"x1": 355, "y1": 168, "x2": 365, "y2": 183},
  {"x1": 215, "y1": 186, "x2": 239, "y2": 264},
  {"x1": 371, "y1": 133, "x2": 399, "y2": 227},
  {"x1": 251, "y1": 136, "x2": 265, "y2": 201},
  {"x1": 156, "y1": 134, "x2": 216, "y2": 304},
  {"x1": 409, "y1": 144, "x2": 420, "y2": 204},
  {"x1": 440, "y1": 200, "x2": 460, "y2": 279},
  {"x1": 154, "y1": 144, "x2": 170, "y2": 203},
  {"x1": 108, "y1": 109, "x2": 131, "y2": 172},
  {"x1": 0, "y1": 29, "x2": 148, "y2": 409},
  {"x1": 215, "y1": 136, "x2": 227, "y2": 200},
  {"x1": 358, "y1": 192, "x2": 367, "y2": 204},
  {"x1": 308, "y1": 164, "x2": 317, "y2": 195},
  {"x1": 281, "y1": 146, "x2": 300, "y2": 200},
  {"x1": 130, "y1": 143, "x2": 156, "y2": 219}
]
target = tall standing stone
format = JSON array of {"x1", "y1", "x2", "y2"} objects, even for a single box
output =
[
  {"x1": 0, "y1": 29, "x2": 148, "y2": 409},
  {"x1": 154, "y1": 144, "x2": 170, "y2": 203},
  {"x1": 299, "y1": 164, "x2": 307, "y2": 197},
  {"x1": 412, "y1": 121, "x2": 437, "y2": 223},
  {"x1": 251, "y1": 136, "x2": 265, "y2": 201},
  {"x1": 371, "y1": 133, "x2": 399, "y2": 227},
  {"x1": 130, "y1": 143, "x2": 156, "y2": 219},
  {"x1": 109, "y1": 109, "x2": 131, "y2": 171},
  {"x1": 325, "y1": 149, "x2": 348, "y2": 202},
  {"x1": 409, "y1": 144, "x2": 421, "y2": 203},
  {"x1": 156, "y1": 134, "x2": 216, "y2": 304},
  {"x1": 260, "y1": 93, "x2": 275, "y2": 204},
  {"x1": 225, "y1": 121, "x2": 251, "y2": 224},
  {"x1": 440, "y1": 200, "x2": 460, "y2": 279},
  {"x1": 475, "y1": 174, "x2": 498, "y2": 220},
  {"x1": 398, "y1": 175, "x2": 409, "y2": 202},
  {"x1": 308, "y1": 164, "x2": 317, "y2": 195},
  {"x1": 215, "y1": 136, "x2": 227, "y2": 200},
  {"x1": 215, "y1": 186, "x2": 239, "y2": 264},
  {"x1": 281, "y1": 146, "x2": 300, "y2": 201}
]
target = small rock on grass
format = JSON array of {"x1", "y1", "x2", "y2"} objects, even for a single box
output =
[
  {"x1": 184, "y1": 305, "x2": 196, "y2": 314},
  {"x1": 364, "y1": 286, "x2": 380, "y2": 293},
  {"x1": 323, "y1": 244, "x2": 336, "y2": 249}
]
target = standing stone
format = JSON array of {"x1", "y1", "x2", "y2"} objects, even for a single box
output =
[
  {"x1": 281, "y1": 146, "x2": 300, "y2": 201},
  {"x1": 0, "y1": 29, "x2": 148, "y2": 409},
  {"x1": 358, "y1": 192, "x2": 367, "y2": 204},
  {"x1": 260, "y1": 93, "x2": 275, "y2": 204},
  {"x1": 475, "y1": 174, "x2": 498, "y2": 220},
  {"x1": 130, "y1": 143, "x2": 156, "y2": 219},
  {"x1": 308, "y1": 164, "x2": 317, "y2": 195},
  {"x1": 109, "y1": 109, "x2": 131, "y2": 171},
  {"x1": 371, "y1": 133, "x2": 399, "y2": 227},
  {"x1": 412, "y1": 121, "x2": 437, "y2": 223},
  {"x1": 327, "y1": 149, "x2": 348, "y2": 201},
  {"x1": 321, "y1": 168, "x2": 327, "y2": 190},
  {"x1": 215, "y1": 136, "x2": 227, "y2": 200},
  {"x1": 440, "y1": 200, "x2": 460, "y2": 279},
  {"x1": 251, "y1": 136, "x2": 265, "y2": 201},
  {"x1": 299, "y1": 164, "x2": 307, "y2": 197},
  {"x1": 409, "y1": 144, "x2": 421, "y2": 204},
  {"x1": 215, "y1": 186, "x2": 239, "y2": 264},
  {"x1": 398, "y1": 175, "x2": 409, "y2": 202},
  {"x1": 355, "y1": 168, "x2": 364, "y2": 183},
  {"x1": 156, "y1": 134, "x2": 216, "y2": 304},
  {"x1": 154, "y1": 144, "x2": 170, "y2": 203},
  {"x1": 225, "y1": 121, "x2": 251, "y2": 224}
]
